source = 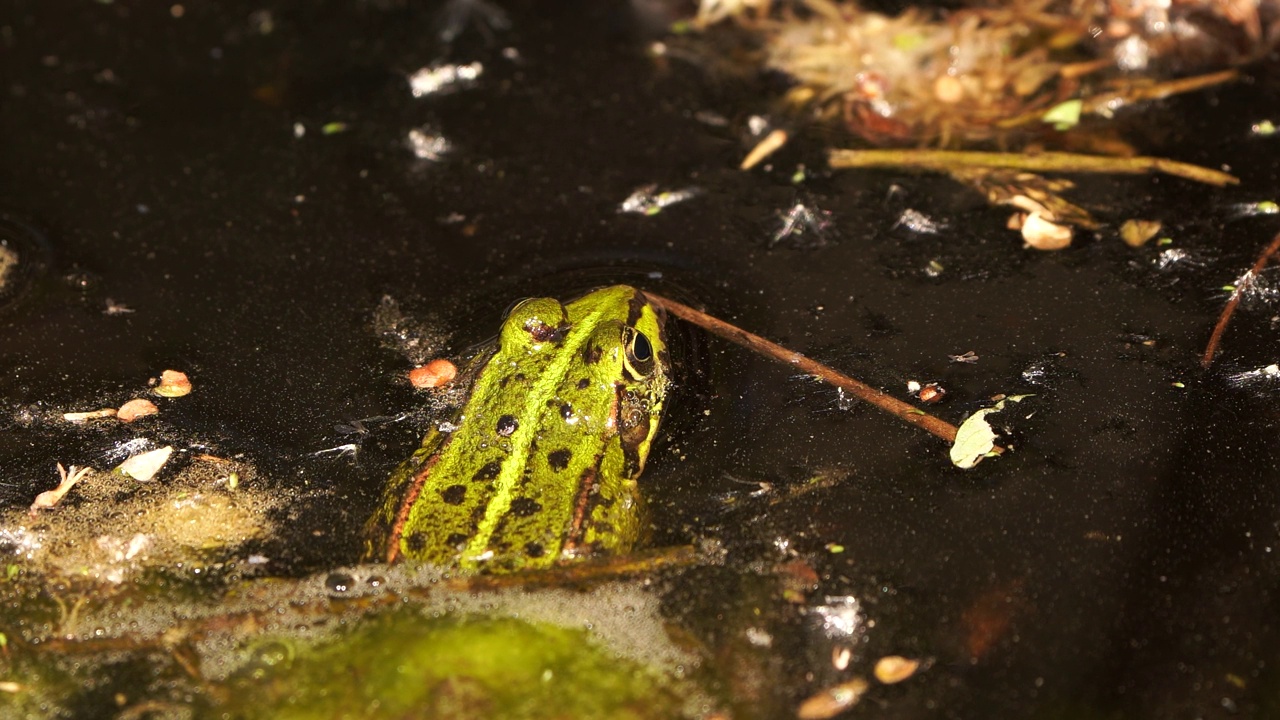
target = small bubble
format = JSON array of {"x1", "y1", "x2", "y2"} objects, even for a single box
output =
[
  {"x1": 251, "y1": 641, "x2": 294, "y2": 669},
  {"x1": 325, "y1": 572, "x2": 355, "y2": 594}
]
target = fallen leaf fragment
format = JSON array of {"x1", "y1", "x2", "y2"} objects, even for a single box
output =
[
  {"x1": 1020, "y1": 212, "x2": 1073, "y2": 250},
  {"x1": 1120, "y1": 218, "x2": 1162, "y2": 247},
  {"x1": 874, "y1": 655, "x2": 921, "y2": 684},
  {"x1": 950, "y1": 395, "x2": 1032, "y2": 469},
  {"x1": 117, "y1": 446, "x2": 174, "y2": 482},
  {"x1": 1041, "y1": 99, "x2": 1082, "y2": 130},
  {"x1": 30, "y1": 463, "x2": 93, "y2": 515},
  {"x1": 63, "y1": 408, "x2": 117, "y2": 423},
  {"x1": 797, "y1": 677, "x2": 870, "y2": 720},
  {"x1": 154, "y1": 370, "x2": 192, "y2": 397},
  {"x1": 408, "y1": 358, "x2": 458, "y2": 389},
  {"x1": 117, "y1": 398, "x2": 159, "y2": 422}
]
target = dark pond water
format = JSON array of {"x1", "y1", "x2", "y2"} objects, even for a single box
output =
[{"x1": 3, "y1": 1, "x2": 1280, "y2": 718}]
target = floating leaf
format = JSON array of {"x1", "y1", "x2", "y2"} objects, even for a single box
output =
[
  {"x1": 117, "y1": 446, "x2": 173, "y2": 482},
  {"x1": 1020, "y1": 212, "x2": 1072, "y2": 250},
  {"x1": 1042, "y1": 99, "x2": 1082, "y2": 131},
  {"x1": 874, "y1": 655, "x2": 921, "y2": 684},
  {"x1": 798, "y1": 677, "x2": 870, "y2": 719},
  {"x1": 1120, "y1": 218, "x2": 1162, "y2": 248},
  {"x1": 154, "y1": 369, "x2": 192, "y2": 397},
  {"x1": 117, "y1": 398, "x2": 159, "y2": 422},
  {"x1": 950, "y1": 396, "x2": 1031, "y2": 469},
  {"x1": 408, "y1": 358, "x2": 457, "y2": 389},
  {"x1": 29, "y1": 464, "x2": 94, "y2": 514}
]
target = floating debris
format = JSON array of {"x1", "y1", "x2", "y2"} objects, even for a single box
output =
[
  {"x1": 311, "y1": 443, "x2": 360, "y2": 460},
  {"x1": 102, "y1": 298, "x2": 134, "y2": 315},
  {"x1": 117, "y1": 446, "x2": 174, "y2": 482},
  {"x1": 321, "y1": 121, "x2": 348, "y2": 135},
  {"x1": 1226, "y1": 363, "x2": 1280, "y2": 389},
  {"x1": 873, "y1": 655, "x2": 921, "y2": 684},
  {"x1": 693, "y1": 109, "x2": 729, "y2": 127},
  {"x1": 407, "y1": 127, "x2": 452, "y2": 161},
  {"x1": 949, "y1": 350, "x2": 979, "y2": 364},
  {"x1": 1120, "y1": 218, "x2": 1163, "y2": 247},
  {"x1": 153, "y1": 369, "x2": 192, "y2": 397},
  {"x1": 832, "y1": 645, "x2": 852, "y2": 671},
  {"x1": 1226, "y1": 200, "x2": 1280, "y2": 219},
  {"x1": 29, "y1": 464, "x2": 93, "y2": 515},
  {"x1": 1019, "y1": 210, "x2": 1073, "y2": 250},
  {"x1": 1252, "y1": 120, "x2": 1277, "y2": 137},
  {"x1": 893, "y1": 208, "x2": 945, "y2": 234},
  {"x1": 809, "y1": 595, "x2": 864, "y2": 639},
  {"x1": 770, "y1": 202, "x2": 835, "y2": 249},
  {"x1": 797, "y1": 677, "x2": 870, "y2": 720},
  {"x1": 407, "y1": 61, "x2": 483, "y2": 98},
  {"x1": 950, "y1": 395, "x2": 1030, "y2": 469},
  {"x1": 1041, "y1": 99, "x2": 1082, "y2": 131},
  {"x1": 117, "y1": 398, "x2": 159, "y2": 423},
  {"x1": 408, "y1": 358, "x2": 458, "y2": 389},
  {"x1": 740, "y1": 128, "x2": 788, "y2": 170},
  {"x1": 696, "y1": 1, "x2": 1256, "y2": 147},
  {"x1": 63, "y1": 408, "x2": 117, "y2": 423},
  {"x1": 1153, "y1": 247, "x2": 1196, "y2": 270},
  {"x1": 917, "y1": 382, "x2": 946, "y2": 404},
  {"x1": 618, "y1": 184, "x2": 702, "y2": 215}
]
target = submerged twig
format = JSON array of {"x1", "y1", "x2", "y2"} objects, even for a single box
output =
[
  {"x1": 998, "y1": 69, "x2": 1240, "y2": 129},
  {"x1": 646, "y1": 293, "x2": 964, "y2": 446},
  {"x1": 1202, "y1": 230, "x2": 1280, "y2": 367},
  {"x1": 827, "y1": 149, "x2": 1239, "y2": 187}
]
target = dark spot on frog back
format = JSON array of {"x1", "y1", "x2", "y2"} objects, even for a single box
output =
[
  {"x1": 440, "y1": 484, "x2": 467, "y2": 505},
  {"x1": 547, "y1": 449, "x2": 571, "y2": 471},
  {"x1": 582, "y1": 345, "x2": 602, "y2": 365},
  {"x1": 509, "y1": 497, "x2": 542, "y2": 517},
  {"x1": 472, "y1": 460, "x2": 502, "y2": 482}
]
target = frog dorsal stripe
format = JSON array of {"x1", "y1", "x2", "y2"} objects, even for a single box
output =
[{"x1": 459, "y1": 299, "x2": 619, "y2": 568}]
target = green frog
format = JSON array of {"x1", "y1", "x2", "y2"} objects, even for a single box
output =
[{"x1": 365, "y1": 285, "x2": 670, "y2": 573}]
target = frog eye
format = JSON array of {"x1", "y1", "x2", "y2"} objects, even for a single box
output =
[{"x1": 622, "y1": 326, "x2": 655, "y2": 378}]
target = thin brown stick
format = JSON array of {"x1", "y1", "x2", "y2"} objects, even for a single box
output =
[
  {"x1": 1088, "y1": 69, "x2": 1238, "y2": 108},
  {"x1": 646, "y1": 293, "x2": 960, "y2": 444},
  {"x1": 827, "y1": 149, "x2": 1240, "y2": 187},
  {"x1": 1202, "y1": 230, "x2": 1280, "y2": 367}
]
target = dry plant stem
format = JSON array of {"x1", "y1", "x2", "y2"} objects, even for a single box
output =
[
  {"x1": 1090, "y1": 69, "x2": 1238, "y2": 108},
  {"x1": 827, "y1": 149, "x2": 1239, "y2": 187},
  {"x1": 646, "y1": 293, "x2": 960, "y2": 444},
  {"x1": 1201, "y1": 230, "x2": 1280, "y2": 367},
  {"x1": 1000, "y1": 69, "x2": 1240, "y2": 127}
]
